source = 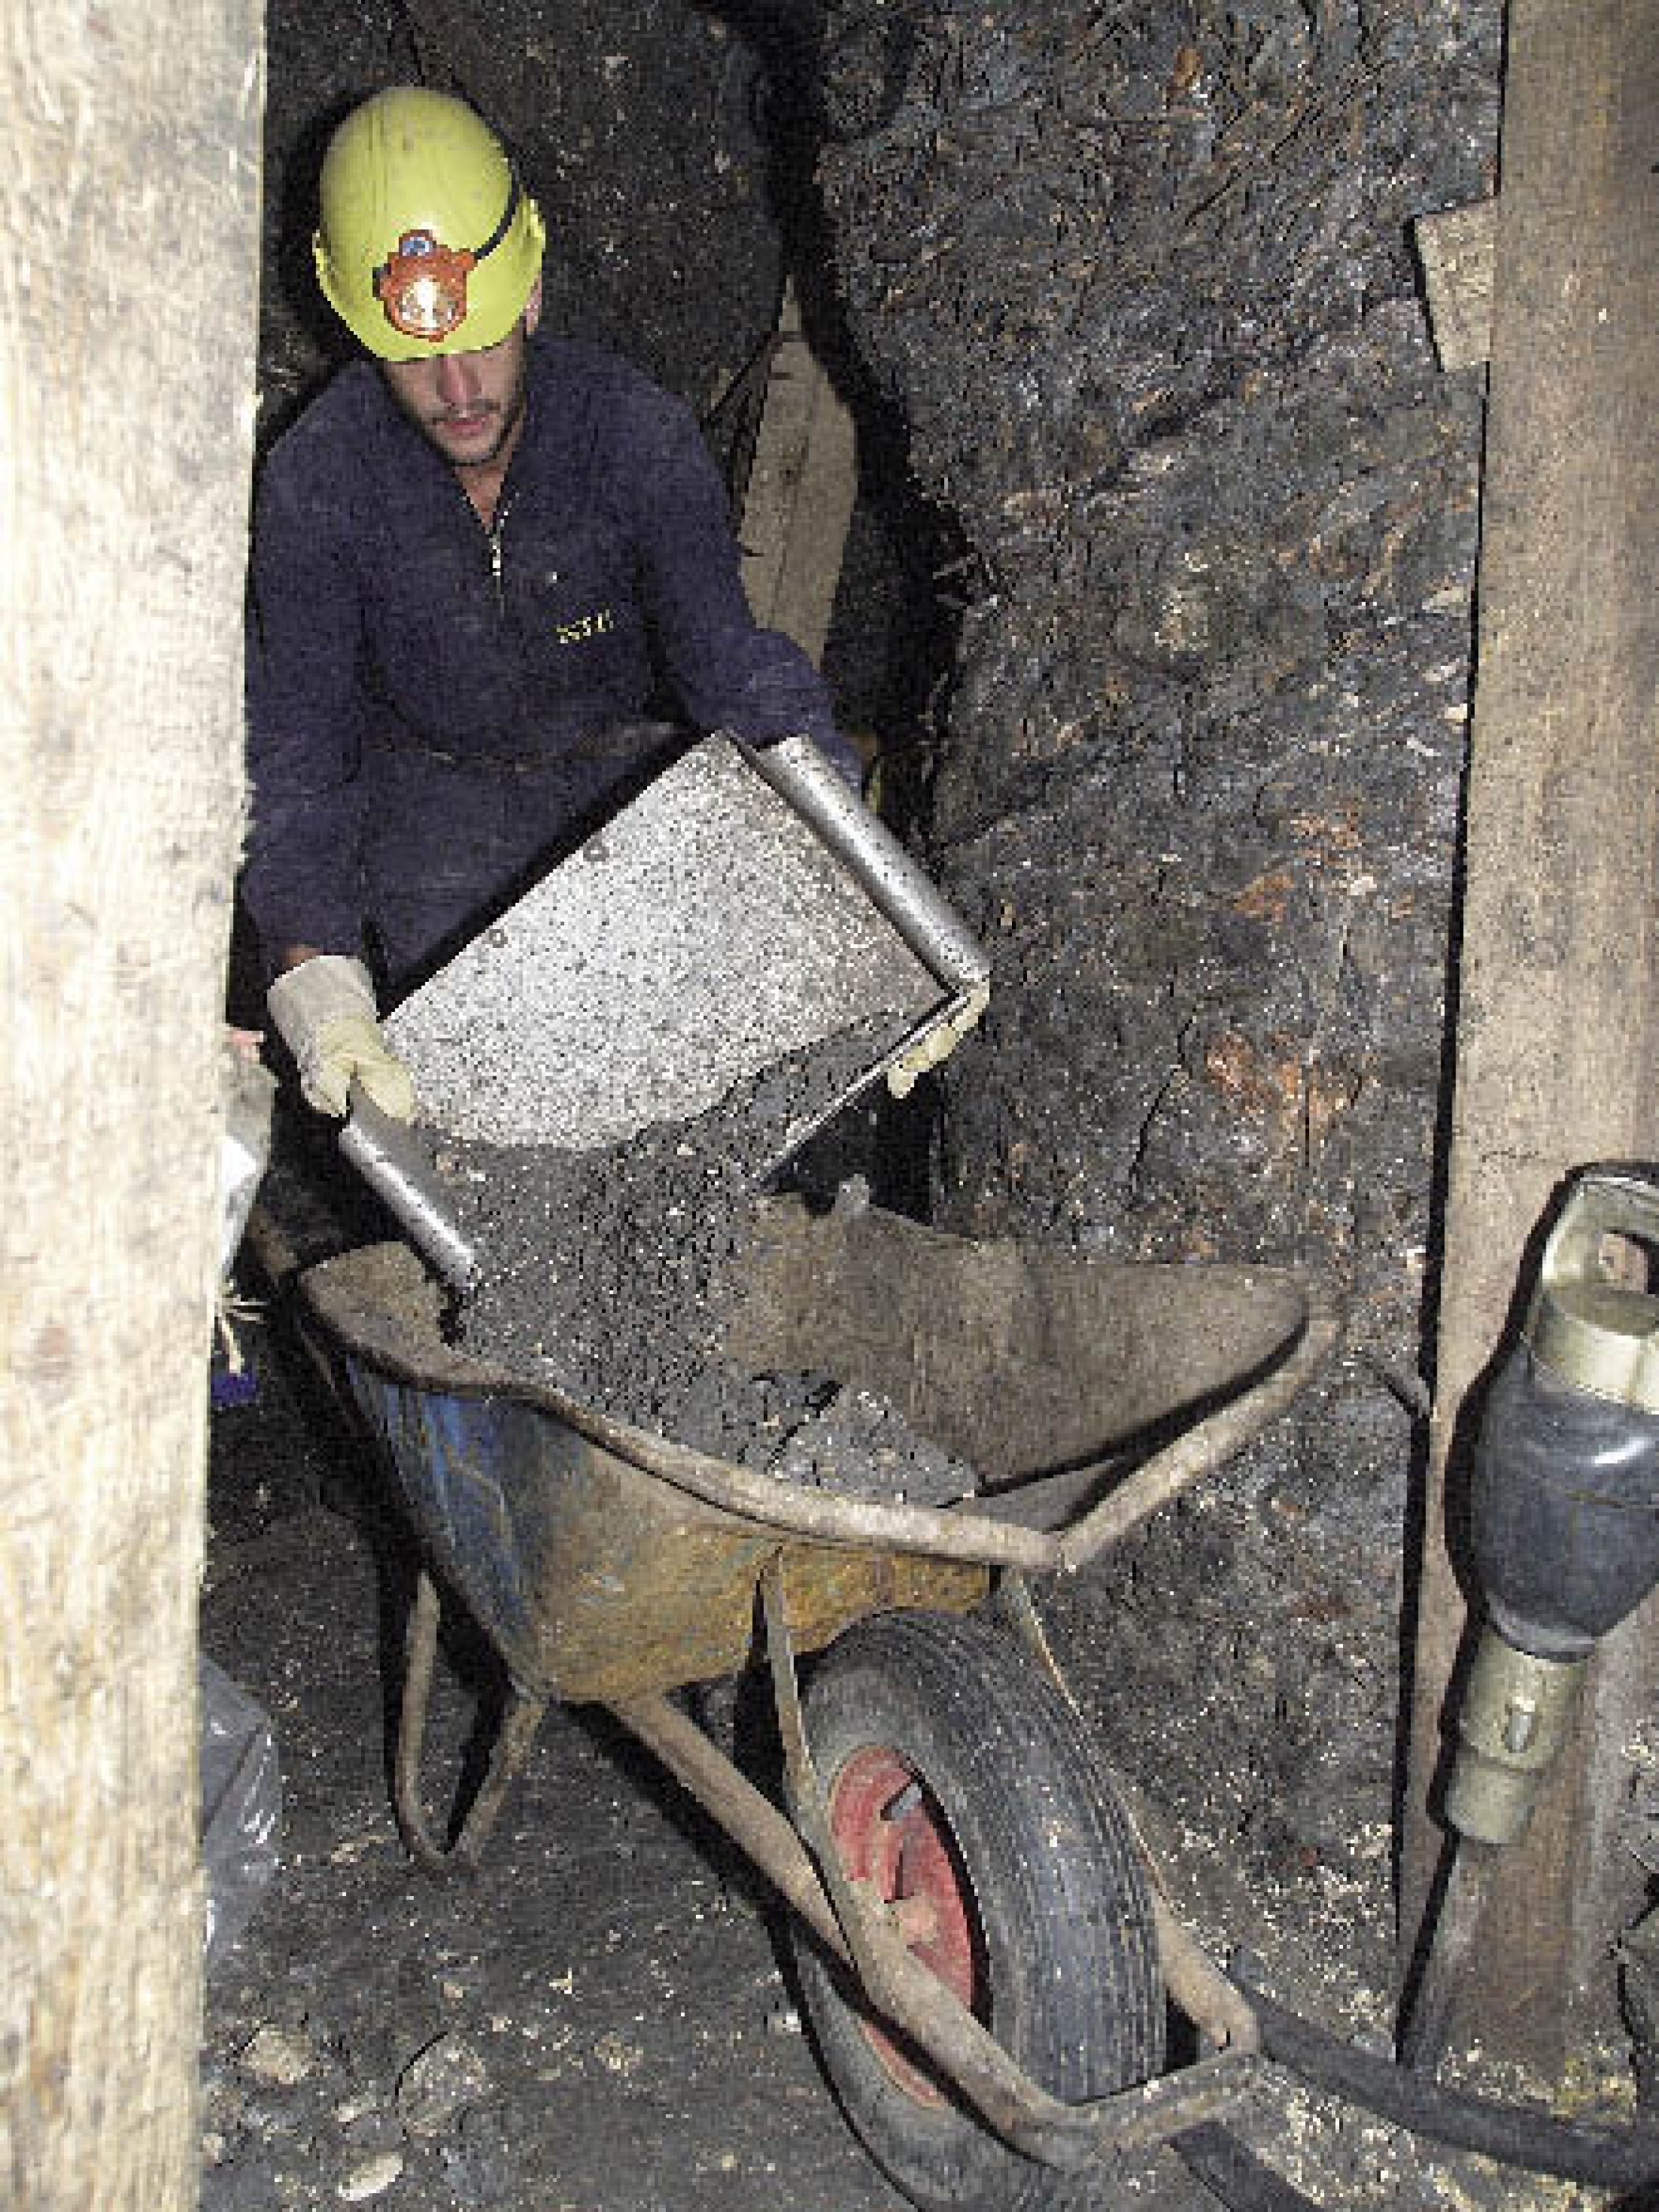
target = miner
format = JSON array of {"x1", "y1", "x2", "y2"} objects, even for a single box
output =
[{"x1": 243, "y1": 85, "x2": 858, "y2": 1121}]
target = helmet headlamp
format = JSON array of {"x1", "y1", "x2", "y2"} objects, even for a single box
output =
[
  {"x1": 314, "y1": 91, "x2": 546, "y2": 359},
  {"x1": 371, "y1": 175, "x2": 522, "y2": 345},
  {"x1": 374, "y1": 231, "x2": 476, "y2": 341}
]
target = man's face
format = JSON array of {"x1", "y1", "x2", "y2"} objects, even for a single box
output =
[{"x1": 379, "y1": 281, "x2": 541, "y2": 475}]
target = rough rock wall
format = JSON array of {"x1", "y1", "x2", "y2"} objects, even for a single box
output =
[{"x1": 816, "y1": 0, "x2": 1501, "y2": 2018}]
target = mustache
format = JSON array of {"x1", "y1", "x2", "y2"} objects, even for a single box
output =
[{"x1": 431, "y1": 398, "x2": 500, "y2": 425}]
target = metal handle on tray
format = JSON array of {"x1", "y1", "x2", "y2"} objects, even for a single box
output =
[
  {"x1": 738, "y1": 733, "x2": 992, "y2": 996},
  {"x1": 339, "y1": 1085, "x2": 480, "y2": 1290}
]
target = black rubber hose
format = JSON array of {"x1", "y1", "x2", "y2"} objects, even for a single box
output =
[
  {"x1": 1231, "y1": 1956, "x2": 1659, "y2": 2192},
  {"x1": 1173, "y1": 2121, "x2": 1326, "y2": 2210}
]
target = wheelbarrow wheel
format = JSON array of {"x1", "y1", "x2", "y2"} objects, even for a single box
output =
[{"x1": 793, "y1": 1607, "x2": 1164, "y2": 2212}]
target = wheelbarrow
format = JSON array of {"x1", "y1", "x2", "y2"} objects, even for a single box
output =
[{"x1": 298, "y1": 1193, "x2": 1338, "y2": 2210}]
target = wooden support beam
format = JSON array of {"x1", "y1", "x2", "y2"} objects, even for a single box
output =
[
  {"x1": 738, "y1": 283, "x2": 860, "y2": 668},
  {"x1": 0, "y1": 0, "x2": 262, "y2": 2199},
  {"x1": 1404, "y1": 0, "x2": 1659, "y2": 2074}
]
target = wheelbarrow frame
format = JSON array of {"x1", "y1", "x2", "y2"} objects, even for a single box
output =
[{"x1": 293, "y1": 1201, "x2": 1339, "y2": 2174}]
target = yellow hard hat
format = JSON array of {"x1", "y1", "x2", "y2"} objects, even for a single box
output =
[{"x1": 313, "y1": 87, "x2": 546, "y2": 360}]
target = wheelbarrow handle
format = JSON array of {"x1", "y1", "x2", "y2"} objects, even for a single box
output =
[{"x1": 1052, "y1": 1276, "x2": 1343, "y2": 1574}]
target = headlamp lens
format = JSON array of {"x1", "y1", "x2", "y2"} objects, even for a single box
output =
[{"x1": 374, "y1": 230, "x2": 477, "y2": 342}]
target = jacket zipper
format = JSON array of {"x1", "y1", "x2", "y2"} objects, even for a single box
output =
[{"x1": 486, "y1": 493, "x2": 514, "y2": 614}]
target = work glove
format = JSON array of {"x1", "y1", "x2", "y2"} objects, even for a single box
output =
[
  {"x1": 887, "y1": 980, "x2": 992, "y2": 1100},
  {"x1": 265, "y1": 955, "x2": 415, "y2": 1121}
]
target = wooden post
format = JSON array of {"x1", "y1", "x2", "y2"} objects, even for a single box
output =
[
  {"x1": 1404, "y1": 0, "x2": 1659, "y2": 2072},
  {"x1": 739, "y1": 282, "x2": 860, "y2": 667},
  {"x1": 0, "y1": 3, "x2": 263, "y2": 2203}
]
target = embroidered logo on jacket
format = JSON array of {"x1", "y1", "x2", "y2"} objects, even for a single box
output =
[{"x1": 554, "y1": 608, "x2": 615, "y2": 646}]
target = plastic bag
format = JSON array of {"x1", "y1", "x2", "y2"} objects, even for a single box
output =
[
  {"x1": 213, "y1": 1036, "x2": 277, "y2": 1406},
  {"x1": 200, "y1": 1654, "x2": 282, "y2": 1976},
  {"x1": 219, "y1": 1038, "x2": 276, "y2": 1277}
]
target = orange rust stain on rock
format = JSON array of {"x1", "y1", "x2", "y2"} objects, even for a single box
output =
[
  {"x1": 1303, "y1": 1063, "x2": 1361, "y2": 1145},
  {"x1": 1204, "y1": 1032, "x2": 1361, "y2": 1144},
  {"x1": 1168, "y1": 41, "x2": 1204, "y2": 97},
  {"x1": 1287, "y1": 808, "x2": 1361, "y2": 857},
  {"x1": 1232, "y1": 869, "x2": 1293, "y2": 922},
  {"x1": 1204, "y1": 1031, "x2": 1303, "y2": 1121}
]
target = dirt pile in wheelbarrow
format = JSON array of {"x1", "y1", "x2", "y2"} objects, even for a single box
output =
[{"x1": 423, "y1": 1021, "x2": 976, "y2": 1508}]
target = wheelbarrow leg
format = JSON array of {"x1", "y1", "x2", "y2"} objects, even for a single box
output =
[{"x1": 394, "y1": 1566, "x2": 549, "y2": 1876}]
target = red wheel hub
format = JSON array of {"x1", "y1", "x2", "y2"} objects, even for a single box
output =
[{"x1": 828, "y1": 1745, "x2": 981, "y2": 2104}]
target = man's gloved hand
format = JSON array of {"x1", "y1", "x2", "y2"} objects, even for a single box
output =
[
  {"x1": 887, "y1": 980, "x2": 991, "y2": 1100},
  {"x1": 265, "y1": 955, "x2": 415, "y2": 1121}
]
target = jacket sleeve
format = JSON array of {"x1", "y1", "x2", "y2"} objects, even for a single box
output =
[
  {"x1": 621, "y1": 386, "x2": 862, "y2": 782},
  {"x1": 240, "y1": 443, "x2": 373, "y2": 969}
]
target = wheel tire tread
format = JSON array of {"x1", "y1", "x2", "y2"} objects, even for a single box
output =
[{"x1": 794, "y1": 1606, "x2": 1163, "y2": 2212}]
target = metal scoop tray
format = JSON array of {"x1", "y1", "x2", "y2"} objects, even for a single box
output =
[{"x1": 380, "y1": 729, "x2": 991, "y2": 1155}]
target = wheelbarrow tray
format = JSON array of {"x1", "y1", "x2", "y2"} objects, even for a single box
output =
[{"x1": 299, "y1": 1196, "x2": 1327, "y2": 1704}]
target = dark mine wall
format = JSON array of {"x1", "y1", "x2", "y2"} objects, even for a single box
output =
[{"x1": 810, "y1": 0, "x2": 1501, "y2": 2054}]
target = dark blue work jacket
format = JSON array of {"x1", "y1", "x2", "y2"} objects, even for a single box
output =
[{"x1": 242, "y1": 335, "x2": 847, "y2": 990}]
